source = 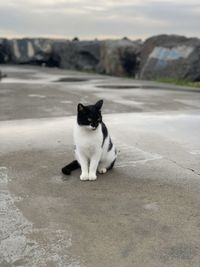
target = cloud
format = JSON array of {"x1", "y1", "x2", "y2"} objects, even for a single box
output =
[{"x1": 0, "y1": 0, "x2": 199, "y2": 39}]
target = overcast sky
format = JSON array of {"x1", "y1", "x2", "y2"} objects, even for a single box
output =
[{"x1": 0, "y1": 0, "x2": 199, "y2": 40}]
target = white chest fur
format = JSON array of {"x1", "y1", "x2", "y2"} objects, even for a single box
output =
[{"x1": 74, "y1": 123, "x2": 102, "y2": 157}]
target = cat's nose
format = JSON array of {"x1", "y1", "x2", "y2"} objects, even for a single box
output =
[{"x1": 91, "y1": 123, "x2": 98, "y2": 128}]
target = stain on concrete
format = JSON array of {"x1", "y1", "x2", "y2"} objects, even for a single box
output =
[
  {"x1": 28, "y1": 94, "x2": 47, "y2": 98},
  {"x1": 115, "y1": 141, "x2": 162, "y2": 168},
  {"x1": 160, "y1": 243, "x2": 198, "y2": 262},
  {"x1": 143, "y1": 202, "x2": 160, "y2": 212}
]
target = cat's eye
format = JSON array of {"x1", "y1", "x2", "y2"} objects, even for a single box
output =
[{"x1": 88, "y1": 118, "x2": 92, "y2": 122}]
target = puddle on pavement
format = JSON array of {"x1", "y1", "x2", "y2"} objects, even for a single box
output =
[
  {"x1": 54, "y1": 77, "x2": 90, "y2": 82},
  {"x1": 96, "y1": 85, "x2": 140, "y2": 89},
  {"x1": 96, "y1": 84, "x2": 200, "y2": 93}
]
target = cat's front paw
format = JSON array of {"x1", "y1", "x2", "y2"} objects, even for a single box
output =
[
  {"x1": 88, "y1": 173, "x2": 97, "y2": 181},
  {"x1": 80, "y1": 173, "x2": 89, "y2": 181}
]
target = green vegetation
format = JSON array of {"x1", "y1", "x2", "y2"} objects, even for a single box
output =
[{"x1": 157, "y1": 78, "x2": 200, "y2": 89}]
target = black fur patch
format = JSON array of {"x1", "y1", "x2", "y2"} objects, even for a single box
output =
[
  {"x1": 107, "y1": 137, "x2": 113, "y2": 151},
  {"x1": 101, "y1": 122, "x2": 108, "y2": 147},
  {"x1": 62, "y1": 160, "x2": 80, "y2": 175}
]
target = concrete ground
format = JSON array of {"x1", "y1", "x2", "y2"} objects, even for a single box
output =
[{"x1": 0, "y1": 65, "x2": 200, "y2": 267}]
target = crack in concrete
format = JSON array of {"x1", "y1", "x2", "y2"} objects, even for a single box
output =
[{"x1": 166, "y1": 158, "x2": 200, "y2": 177}]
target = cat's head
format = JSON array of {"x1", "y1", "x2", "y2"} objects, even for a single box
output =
[{"x1": 77, "y1": 100, "x2": 103, "y2": 130}]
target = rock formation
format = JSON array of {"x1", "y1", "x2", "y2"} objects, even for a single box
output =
[
  {"x1": 51, "y1": 40, "x2": 101, "y2": 71},
  {"x1": 0, "y1": 35, "x2": 200, "y2": 81},
  {"x1": 98, "y1": 39, "x2": 141, "y2": 76},
  {"x1": 139, "y1": 35, "x2": 200, "y2": 81}
]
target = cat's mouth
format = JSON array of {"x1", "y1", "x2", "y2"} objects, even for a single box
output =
[
  {"x1": 90, "y1": 125, "x2": 98, "y2": 130},
  {"x1": 86, "y1": 125, "x2": 98, "y2": 131},
  {"x1": 91, "y1": 126, "x2": 97, "y2": 130}
]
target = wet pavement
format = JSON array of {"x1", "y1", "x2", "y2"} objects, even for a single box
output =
[{"x1": 0, "y1": 65, "x2": 200, "y2": 267}]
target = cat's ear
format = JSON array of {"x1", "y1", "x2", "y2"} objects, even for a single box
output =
[
  {"x1": 77, "y1": 103, "x2": 85, "y2": 112},
  {"x1": 95, "y1": 99, "x2": 103, "y2": 110}
]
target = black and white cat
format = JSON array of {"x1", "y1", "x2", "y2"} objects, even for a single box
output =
[{"x1": 62, "y1": 100, "x2": 117, "y2": 181}]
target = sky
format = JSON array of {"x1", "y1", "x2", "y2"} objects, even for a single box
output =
[{"x1": 0, "y1": 0, "x2": 199, "y2": 40}]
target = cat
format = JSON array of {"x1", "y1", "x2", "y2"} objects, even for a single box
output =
[{"x1": 62, "y1": 100, "x2": 117, "y2": 181}]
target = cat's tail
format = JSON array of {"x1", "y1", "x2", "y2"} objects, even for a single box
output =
[{"x1": 62, "y1": 160, "x2": 80, "y2": 175}]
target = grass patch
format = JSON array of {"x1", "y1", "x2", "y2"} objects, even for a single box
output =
[{"x1": 157, "y1": 78, "x2": 200, "y2": 89}]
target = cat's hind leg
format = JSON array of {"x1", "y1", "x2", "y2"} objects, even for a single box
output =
[
  {"x1": 97, "y1": 163, "x2": 107, "y2": 174},
  {"x1": 98, "y1": 158, "x2": 116, "y2": 174},
  {"x1": 107, "y1": 158, "x2": 116, "y2": 170}
]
